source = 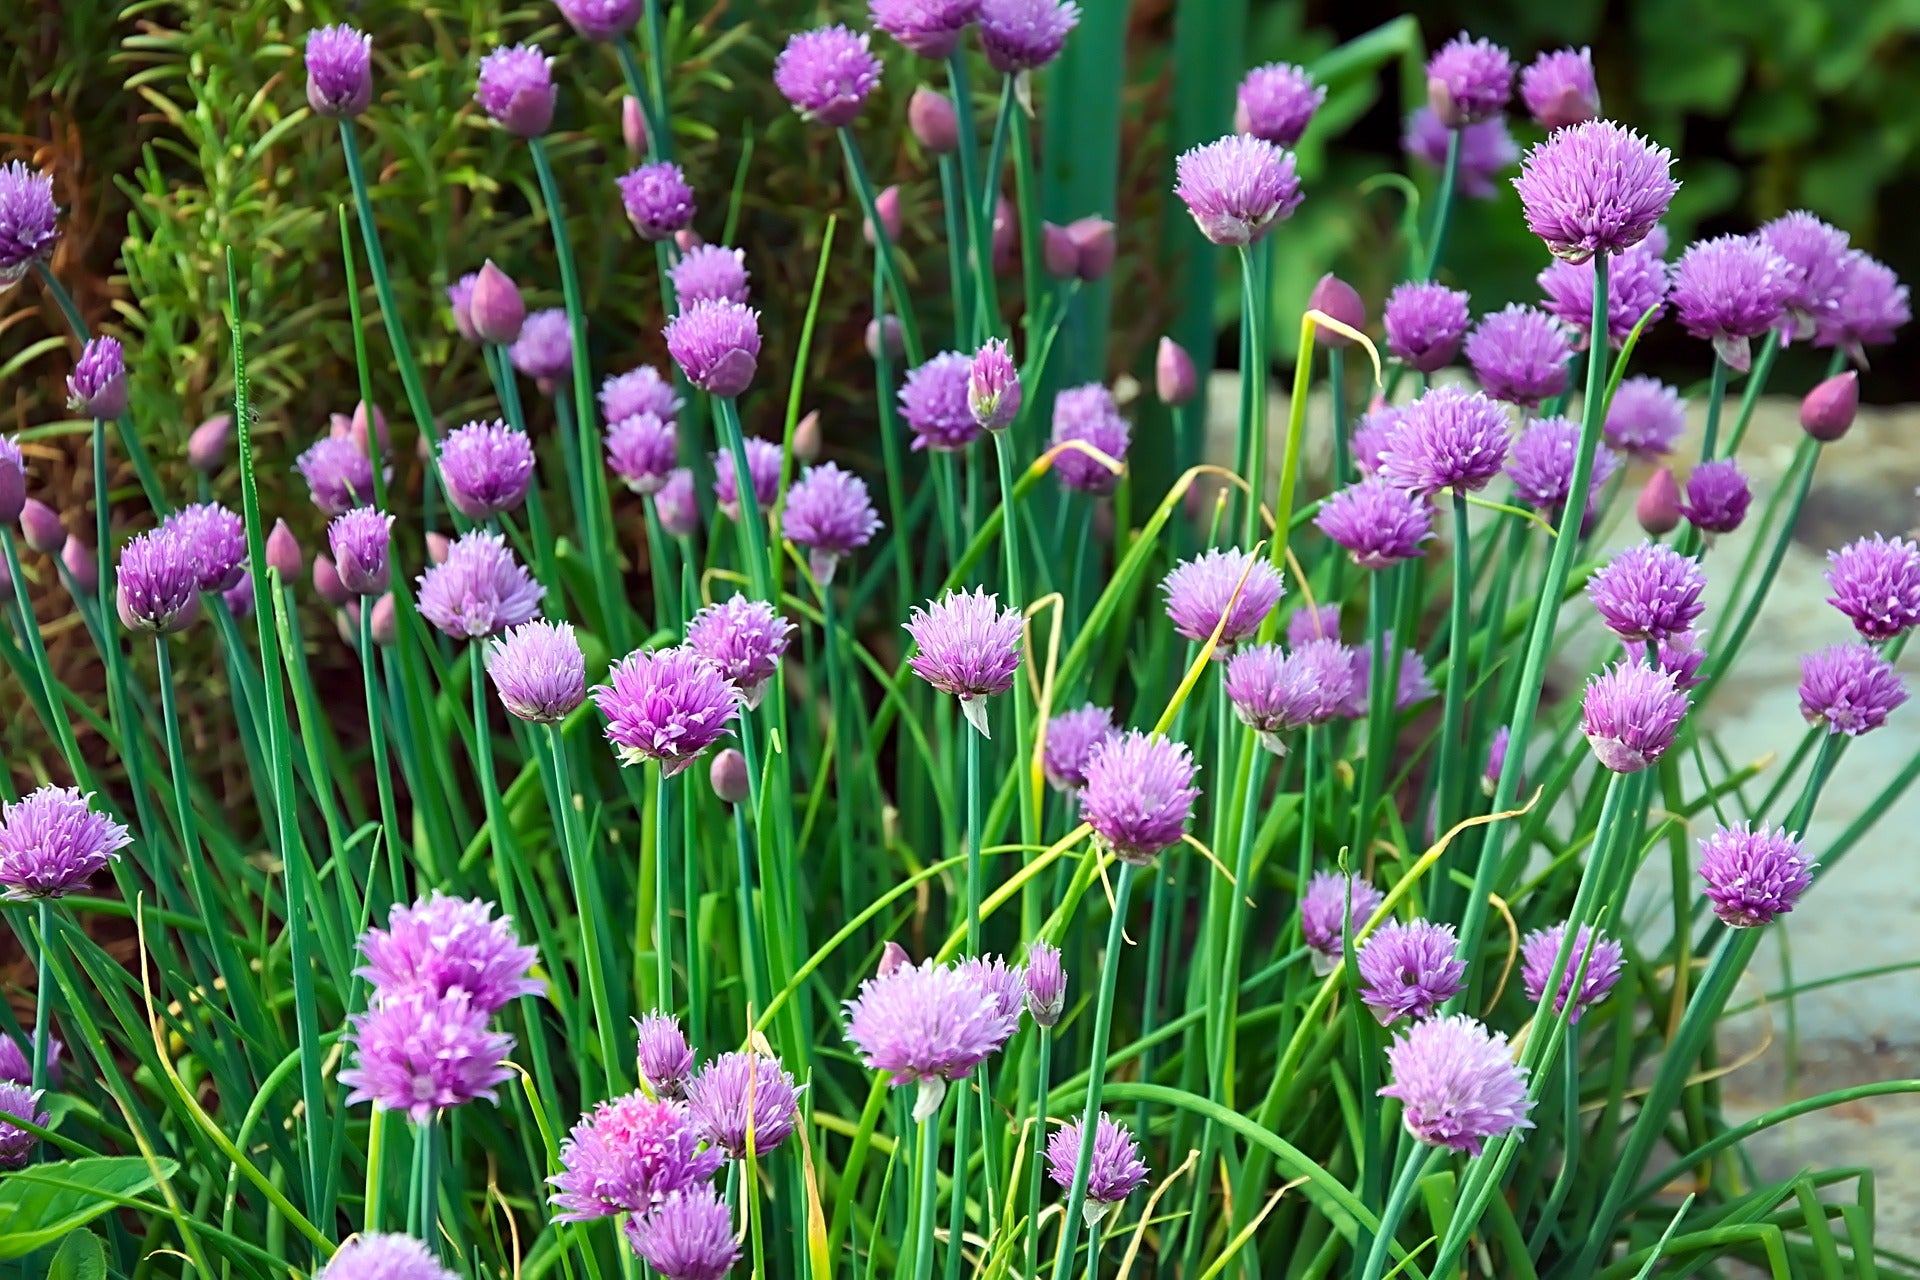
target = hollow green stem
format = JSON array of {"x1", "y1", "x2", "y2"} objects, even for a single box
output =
[
  {"x1": 911, "y1": 1110, "x2": 942, "y2": 1280},
  {"x1": 1419, "y1": 130, "x2": 1461, "y2": 281},
  {"x1": 29, "y1": 901, "x2": 51, "y2": 1097},
  {"x1": 546, "y1": 725, "x2": 623, "y2": 1096},
  {"x1": 1360, "y1": 1145, "x2": 1437, "y2": 1280},
  {"x1": 839, "y1": 128, "x2": 926, "y2": 366},
  {"x1": 1237, "y1": 245, "x2": 1268, "y2": 545},
  {"x1": 359, "y1": 605, "x2": 405, "y2": 907},
  {"x1": 1437, "y1": 497, "x2": 1473, "y2": 834},
  {"x1": 1697, "y1": 356, "x2": 1731, "y2": 464},
  {"x1": 716, "y1": 397, "x2": 777, "y2": 603},
  {"x1": 656, "y1": 767, "x2": 674, "y2": 1011}
]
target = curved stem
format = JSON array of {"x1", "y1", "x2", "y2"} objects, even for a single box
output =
[{"x1": 1236, "y1": 246, "x2": 1268, "y2": 545}]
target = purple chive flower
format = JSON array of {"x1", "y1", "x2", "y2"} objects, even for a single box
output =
[
  {"x1": 327, "y1": 507, "x2": 393, "y2": 597},
  {"x1": 869, "y1": 0, "x2": 978, "y2": 59},
  {"x1": 304, "y1": 24, "x2": 373, "y2": 117},
  {"x1": 160, "y1": 501, "x2": 248, "y2": 592},
  {"x1": 618, "y1": 162, "x2": 695, "y2": 241},
  {"x1": 1384, "y1": 282, "x2": 1471, "y2": 373},
  {"x1": 1350, "y1": 408, "x2": 1402, "y2": 478},
  {"x1": 415, "y1": 531, "x2": 545, "y2": 641},
  {"x1": 1538, "y1": 235, "x2": 1671, "y2": 349},
  {"x1": 1425, "y1": 32, "x2": 1514, "y2": 126},
  {"x1": 1161, "y1": 547, "x2": 1286, "y2": 650},
  {"x1": 1378, "y1": 1014, "x2": 1534, "y2": 1156},
  {"x1": 1235, "y1": 62, "x2": 1325, "y2": 147},
  {"x1": 296, "y1": 435, "x2": 379, "y2": 516},
  {"x1": 1043, "y1": 704, "x2": 1118, "y2": 793},
  {"x1": 1698, "y1": 823, "x2": 1814, "y2": 928},
  {"x1": 961, "y1": 954, "x2": 1029, "y2": 1031},
  {"x1": 355, "y1": 891, "x2": 542, "y2": 1014},
  {"x1": 967, "y1": 338, "x2": 1022, "y2": 431},
  {"x1": 1358, "y1": 919, "x2": 1468, "y2": 1025},
  {"x1": 685, "y1": 1050, "x2": 801, "y2": 1158},
  {"x1": 439, "y1": 419, "x2": 536, "y2": 520},
  {"x1": 1173, "y1": 134, "x2": 1304, "y2": 248},
  {"x1": 67, "y1": 336, "x2": 127, "y2": 420},
  {"x1": 670, "y1": 244, "x2": 751, "y2": 307},
  {"x1": 1505, "y1": 416, "x2": 1617, "y2": 515},
  {"x1": 773, "y1": 26, "x2": 882, "y2": 127},
  {"x1": 900, "y1": 352, "x2": 982, "y2": 452},
  {"x1": 594, "y1": 645, "x2": 740, "y2": 774},
  {"x1": 488, "y1": 619, "x2": 587, "y2": 723},
  {"x1": 476, "y1": 43, "x2": 556, "y2": 138},
  {"x1": 1224, "y1": 640, "x2": 1355, "y2": 752},
  {"x1": 1826, "y1": 535, "x2": 1920, "y2": 640},
  {"x1": 1482, "y1": 724, "x2": 1512, "y2": 795},
  {"x1": 1156, "y1": 337, "x2": 1199, "y2": 406},
  {"x1": 1403, "y1": 109, "x2": 1518, "y2": 200},
  {"x1": 1342, "y1": 638, "x2": 1436, "y2": 717},
  {"x1": 1024, "y1": 940, "x2": 1067, "y2": 1027},
  {"x1": 844, "y1": 957, "x2": 1017, "y2": 1118},
  {"x1": 905, "y1": 588, "x2": 1023, "y2": 736},
  {"x1": 1671, "y1": 234, "x2": 1793, "y2": 372},
  {"x1": 0, "y1": 1082, "x2": 45, "y2": 1169},
  {"x1": 602, "y1": 365, "x2": 683, "y2": 425},
  {"x1": 447, "y1": 272, "x2": 481, "y2": 341},
  {"x1": 1799, "y1": 643, "x2": 1907, "y2": 736},
  {"x1": 1288, "y1": 603, "x2": 1342, "y2": 646},
  {"x1": 786, "y1": 462, "x2": 883, "y2": 583},
  {"x1": 1380, "y1": 385, "x2": 1510, "y2": 495},
  {"x1": 636, "y1": 1012, "x2": 695, "y2": 1100},
  {"x1": 607, "y1": 413, "x2": 679, "y2": 495},
  {"x1": 339, "y1": 988, "x2": 514, "y2": 1122},
  {"x1": 624, "y1": 1186, "x2": 741, "y2": 1280},
  {"x1": 686, "y1": 594, "x2": 795, "y2": 708},
  {"x1": 117, "y1": 528, "x2": 201, "y2": 634},
  {"x1": 1679, "y1": 459, "x2": 1750, "y2": 535},
  {"x1": 318, "y1": 1234, "x2": 459, "y2": 1280},
  {"x1": 550, "y1": 1092, "x2": 723, "y2": 1221},
  {"x1": 1513, "y1": 120, "x2": 1678, "y2": 264},
  {"x1": 1603, "y1": 376, "x2": 1685, "y2": 459},
  {"x1": 1815, "y1": 252, "x2": 1909, "y2": 364},
  {"x1": 978, "y1": 0, "x2": 1081, "y2": 73},
  {"x1": 1049, "y1": 383, "x2": 1129, "y2": 494},
  {"x1": 1520, "y1": 922, "x2": 1624, "y2": 1022},
  {"x1": 654, "y1": 468, "x2": 700, "y2": 538},
  {"x1": 0, "y1": 786, "x2": 131, "y2": 901},
  {"x1": 510, "y1": 308, "x2": 574, "y2": 385},
  {"x1": 1080, "y1": 730, "x2": 1199, "y2": 865},
  {"x1": 712, "y1": 437, "x2": 782, "y2": 522},
  {"x1": 1521, "y1": 47, "x2": 1600, "y2": 129},
  {"x1": 1301, "y1": 871, "x2": 1385, "y2": 972},
  {"x1": 664, "y1": 298, "x2": 761, "y2": 399},
  {"x1": 554, "y1": 0, "x2": 641, "y2": 41},
  {"x1": 1466, "y1": 305, "x2": 1572, "y2": 407},
  {"x1": 1623, "y1": 629, "x2": 1708, "y2": 692},
  {"x1": 1586, "y1": 541, "x2": 1706, "y2": 641},
  {"x1": 1760, "y1": 210, "x2": 1851, "y2": 341},
  {"x1": 0, "y1": 1034, "x2": 62, "y2": 1088},
  {"x1": 1047, "y1": 1114, "x2": 1149, "y2": 1222},
  {"x1": 0, "y1": 162, "x2": 59, "y2": 284},
  {"x1": 1582, "y1": 661, "x2": 1689, "y2": 773}
]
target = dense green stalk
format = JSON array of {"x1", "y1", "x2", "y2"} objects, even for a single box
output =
[
  {"x1": 1360, "y1": 1145, "x2": 1436, "y2": 1280},
  {"x1": 546, "y1": 726, "x2": 623, "y2": 1096},
  {"x1": 656, "y1": 768, "x2": 674, "y2": 1011},
  {"x1": 839, "y1": 128, "x2": 926, "y2": 366},
  {"x1": 1025, "y1": 1031, "x2": 1054, "y2": 1280},
  {"x1": 1, "y1": 531, "x2": 90, "y2": 785},
  {"x1": 29, "y1": 902, "x2": 51, "y2": 1097},
  {"x1": 911, "y1": 1111, "x2": 942, "y2": 1280},
  {"x1": 1697, "y1": 357, "x2": 1731, "y2": 463},
  {"x1": 1436, "y1": 498, "x2": 1473, "y2": 835},
  {"x1": 716, "y1": 397, "x2": 777, "y2": 602},
  {"x1": 992, "y1": 432, "x2": 1039, "y2": 849},
  {"x1": 360, "y1": 607, "x2": 406, "y2": 906},
  {"x1": 1237, "y1": 245, "x2": 1267, "y2": 545},
  {"x1": 1420, "y1": 130, "x2": 1462, "y2": 280}
]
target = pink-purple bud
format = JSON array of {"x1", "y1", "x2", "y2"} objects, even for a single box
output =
[
  {"x1": 866, "y1": 315, "x2": 905, "y2": 362},
  {"x1": 1636, "y1": 467, "x2": 1682, "y2": 535},
  {"x1": 908, "y1": 85, "x2": 959, "y2": 154},
  {"x1": 1800, "y1": 371, "x2": 1858, "y2": 443},
  {"x1": 426, "y1": 531, "x2": 451, "y2": 564},
  {"x1": 264, "y1": 519, "x2": 302, "y2": 580},
  {"x1": 469, "y1": 261, "x2": 526, "y2": 346},
  {"x1": 370, "y1": 593, "x2": 396, "y2": 646},
  {"x1": 865, "y1": 185, "x2": 902, "y2": 246},
  {"x1": 0, "y1": 439, "x2": 25, "y2": 525},
  {"x1": 188, "y1": 414, "x2": 232, "y2": 472},
  {"x1": 475, "y1": 43, "x2": 556, "y2": 138},
  {"x1": 1041, "y1": 222, "x2": 1078, "y2": 280},
  {"x1": 312, "y1": 552, "x2": 351, "y2": 607},
  {"x1": 622, "y1": 95, "x2": 648, "y2": 156},
  {"x1": 1308, "y1": 274, "x2": 1367, "y2": 346},
  {"x1": 67, "y1": 337, "x2": 128, "y2": 420},
  {"x1": 305, "y1": 24, "x2": 373, "y2": 118},
  {"x1": 1066, "y1": 217, "x2": 1116, "y2": 281},
  {"x1": 793, "y1": 410, "x2": 823, "y2": 463},
  {"x1": 710, "y1": 748, "x2": 750, "y2": 805},
  {"x1": 60, "y1": 538, "x2": 96, "y2": 593},
  {"x1": 347, "y1": 400, "x2": 390, "y2": 456},
  {"x1": 19, "y1": 499, "x2": 65, "y2": 555},
  {"x1": 1155, "y1": 337, "x2": 1198, "y2": 406}
]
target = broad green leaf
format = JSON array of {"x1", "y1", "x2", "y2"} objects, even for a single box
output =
[
  {"x1": 47, "y1": 1229, "x2": 106, "y2": 1280},
  {"x1": 0, "y1": 1158, "x2": 176, "y2": 1260}
]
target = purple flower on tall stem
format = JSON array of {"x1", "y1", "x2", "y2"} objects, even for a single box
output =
[
  {"x1": 476, "y1": 43, "x2": 556, "y2": 138},
  {"x1": 1466, "y1": 305, "x2": 1572, "y2": 407},
  {"x1": 712, "y1": 438, "x2": 782, "y2": 522},
  {"x1": 1482, "y1": 724, "x2": 1512, "y2": 795},
  {"x1": 1316, "y1": 479, "x2": 1434, "y2": 570},
  {"x1": 602, "y1": 365, "x2": 683, "y2": 425},
  {"x1": 1024, "y1": 940, "x2": 1067, "y2": 1026},
  {"x1": 1586, "y1": 541, "x2": 1706, "y2": 641},
  {"x1": 686, "y1": 594, "x2": 795, "y2": 707},
  {"x1": 1343, "y1": 639, "x2": 1436, "y2": 717},
  {"x1": 437, "y1": 420, "x2": 535, "y2": 521},
  {"x1": 0, "y1": 786, "x2": 131, "y2": 901},
  {"x1": 1505, "y1": 416, "x2": 1617, "y2": 515},
  {"x1": 1380, "y1": 385, "x2": 1510, "y2": 495},
  {"x1": 1235, "y1": 62, "x2": 1325, "y2": 147},
  {"x1": 1520, "y1": 922, "x2": 1624, "y2": 1021},
  {"x1": 685, "y1": 1050, "x2": 801, "y2": 1158},
  {"x1": 1697, "y1": 823, "x2": 1814, "y2": 927},
  {"x1": 1357, "y1": 919, "x2": 1468, "y2": 1024},
  {"x1": 607, "y1": 413, "x2": 678, "y2": 495},
  {"x1": 161, "y1": 501, "x2": 248, "y2": 592},
  {"x1": 1383, "y1": 282, "x2": 1471, "y2": 373},
  {"x1": 488, "y1": 619, "x2": 587, "y2": 723},
  {"x1": 967, "y1": 338, "x2": 1022, "y2": 431},
  {"x1": 1079, "y1": 730, "x2": 1199, "y2": 865},
  {"x1": 510, "y1": 309, "x2": 574, "y2": 385},
  {"x1": 355, "y1": 891, "x2": 543, "y2": 1013},
  {"x1": 1224, "y1": 640, "x2": 1354, "y2": 752},
  {"x1": 117, "y1": 528, "x2": 200, "y2": 634},
  {"x1": 905, "y1": 588, "x2": 1023, "y2": 735},
  {"x1": 1425, "y1": 32, "x2": 1513, "y2": 126},
  {"x1": 1173, "y1": 134, "x2": 1303, "y2": 248},
  {"x1": 636, "y1": 1012, "x2": 695, "y2": 1099},
  {"x1": 415, "y1": 531, "x2": 545, "y2": 641},
  {"x1": 1582, "y1": 661, "x2": 1689, "y2": 772},
  {"x1": 327, "y1": 507, "x2": 393, "y2": 596},
  {"x1": 1288, "y1": 603, "x2": 1342, "y2": 646},
  {"x1": 339, "y1": 988, "x2": 514, "y2": 1123},
  {"x1": 0, "y1": 1034, "x2": 61, "y2": 1088},
  {"x1": 1043, "y1": 704, "x2": 1118, "y2": 793},
  {"x1": 1520, "y1": 47, "x2": 1600, "y2": 129},
  {"x1": 1378, "y1": 1015, "x2": 1534, "y2": 1156},
  {"x1": 1300, "y1": 871, "x2": 1384, "y2": 972},
  {"x1": 1047, "y1": 1113, "x2": 1148, "y2": 1224},
  {"x1": 67, "y1": 337, "x2": 127, "y2": 420},
  {"x1": 1814, "y1": 252, "x2": 1909, "y2": 364},
  {"x1": 319, "y1": 1234, "x2": 460, "y2": 1280},
  {"x1": 0, "y1": 162, "x2": 59, "y2": 284},
  {"x1": 618, "y1": 162, "x2": 696, "y2": 241},
  {"x1": 554, "y1": 0, "x2": 641, "y2": 40},
  {"x1": 1161, "y1": 546, "x2": 1285, "y2": 650},
  {"x1": 296, "y1": 435, "x2": 379, "y2": 516},
  {"x1": 593, "y1": 645, "x2": 740, "y2": 773},
  {"x1": 869, "y1": 0, "x2": 978, "y2": 59},
  {"x1": 843, "y1": 957, "x2": 1017, "y2": 1118},
  {"x1": 305, "y1": 24, "x2": 373, "y2": 117},
  {"x1": 549, "y1": 1092, "x2": 723, "y2": 1220},
  {"x1": 1603, "y1": 376, "x2": 1685, "y2": 459},
  {"x1": 978, "y1": 0, "x2": 1081, "y2": 72},
  {"x1": 0, "y1": 1083, "x2": 45, "y2": 1169},
  {"x1": 1759, "y1": 211, "x2": 1851, "y2": 341},
  {"x1": 446, "y1": 272, "x2": 480, "y2": 341},
  {"x1": 624, "y1": 1186, "x2": 741, "y2": 1280},
  {"x1": 1679, "y1": 459, "x2": 1751, "y2": 536},
  {"x1": 1512, "y1": 120, "x2": 1678, "y2": 263},
  {"x1": 785, "y1": 462, "x2": 882, "y2": 583},
  {"x1": 1623, "y1": 629, "x2": 1708, "y2": 691},
  {"x1": 900, "y1": 352, "x2": 982, "y2": 452},
  {"x1": 1049, "y1": 384, "x2": 1129, "y2": 493},
  {"x1": 1671, "y1": 234, "x2": 1793, "y2": 372},
  {"x1": 654, "y1": 468, "x2": 699, "y2": 538},
  {"x1": 670, "y1": 244, "x2": 751, "y2": 307},
  {"x1": 664, "y1": 299, "x2": 761, "y2": 399},
  {"x1": 773, "y1": 26, "x2": 882, "y2": 127},
  {"x1": 1825, "y1": 535, "x2": 1920, "y2": 640},
  {"x1": 1155, "y1": 338, "x2": 1198, "y2": 406},
  {"x1": 1403, "y1": 110, "x2": 1517, "y2": 200},
  {"x1": 1799, "y1": 643, "x2": 1907, "y2": 736},
  {"x1": 1349, "y1": 408, "x2": 1401, "y2": 478},
  {"x1": 1538, "y1": 235, "x2": 1671, "y2": 349}
]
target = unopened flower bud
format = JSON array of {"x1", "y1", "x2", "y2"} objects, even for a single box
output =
[
  {"x1": 992, "y1": 195, "x2": 1016, "y2": 273},
  {"x1": 370, "y1": 593, "x2": 397, "y2": 646},
  {"x1": 1309, "y1": 273, "x2": 1368, "y2": 347},
  {"x1": 266, "y1": 518, "x2": 304, "y2": 580},
  {"x1": 469, "y1": 260, "x2": 526, "y2": 346},
  {"x1": 61, "y1": 538, "x2": 97, "y2": 593},
  {"x1": 20, "y1": 499, "x2": 65, "y2": 555},
  {"x1": 878, "y1": 940, "x2": 910, "y2": 978},
  {"x1": 793, "y1": 410, "x2": 823, "y2": 463},
  {"x1": 1636, "y1": 467, "x2": 1682, "y2": 536},
  {"x1": 1066, "y1": 217, "x2": 1116, "y2": 281},
  {"x1": 350, "y1": 401, "x2": 390, "y2": 456},
  {"x1": 1041, "y1": 222, "x2": 1078, "y2": 280},
  {"x1": 908, "y1": 86, "x2": 959, "y2": 154},
  {"x1": 0, "y1": 443, "x2": 25, "y2": 524},
  {"x1": 312, "y1": 551, "x2": 351, "y2": 607},
  {"x1": 674, "y1": 227, "x2": 703, "y2": 256},
  {"x1": 1427, "y1": 76, "x2": 1464, "y2": 129},
  {"x1": 188, "y1": 414, "x2": 232, "y2": 471},
  {"x1": 865, "y1": 185, "x2": 902, "y2": 246},
  {"x1": 426, "y1": 530, "x2": 452, "y2": 564},
  {"x1": 1800, "y1": 371, "x2": 1858, "y2": 443},
  {"x1": 622, "y1": 95, "x2": 649, "y2": 156},
  {"x1": 1156, "y1": 337, "x2": 1198, "y2": 406},
  {"x1": 866, "y1": 315, "x2": 904, "y2": 362},
  {"x1": 709, "y1": 748, "x2": 750, "y2": 804},
  {"x1": 336, "y1": 602, "x2": 361, "y2": 647}
]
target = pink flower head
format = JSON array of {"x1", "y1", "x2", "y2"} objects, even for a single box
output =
[
  {"x1": 317, "y1": 1233, "x2": 458, "y2": 1280},
  {"x1": 601, "y1": 364, "x2": 683, "y2": 425},
  {"x1": 1173, "y1": 134, "x2": 1303, "y2": 248},
  {"x1": 1024, "y1": 940, "x2": 1067, "y2": 1026},
  {"x1": 901, "y1": 352, "x2": 982, "y2": 452},
  {"x1": 1586, "y1": 541, "x2": 1706, "y2": 641},
  {"x1": 1235, "y1": 62, "x2": 1325, "y2": 147},
  {"x1": 1383, "y1": 282, "x2": 1471, "y2": 373},
  {"x1": 685, "y1": 1050, "x2": 801, "y2": 1158},
  {"x1": 554, "y1": 0, "x2": 641, "y2": 40},
  {"x1": 1520, "y1": 922, "x2": 1624, "y2": 1021},
  {"x1": 297, "y1": 435, "x2": 379, "y2": 516},
  {"x1": 0, "y1": 785, "x2": 131, "y2": 901},
  {"x1": 1079, "y1": 730, "x2": 1199, "y2": 865},
  {"x1": 439, "y1": 418, "x2": 536, "y2": 519},
  {"x1": 636, "y1": 1011, "x2": 695, "y2": 1099},
  {"x1": 1300, "y1": 871, "x2": 1384, "y2": 970},
  {"x1": 355, "y1": 891, "x2": 543, "y2": 1014},
  {"x1": 0, "y1": 162, "x2": 59, "y2": 282},
  {"x1": 1224, "y1": 640, "x2": 1354, "y2": 751},
  {"x1": 978, "y1": 0, "x2": 1080, "y2": 73},
  {"x1": 1582, "y1": 660, "x2": 1688, "y2": 772},
  {"x1": 549, "y1": 1091, "x2": 723, "y2": 1221},
  {"x1": 593, "y1": 644, "x2": 740, "y2": 774},
  {"x1": 1697, "y1": 823, "x2": 1814, "y2": 928},
  {"x1": 1049, "y1": 383, "x2": 1129, "y2": 494},
  {"x1": 1513, "y1": 120, "x2": 1678, "y2": 263},
  {"x1": 416, "y1": 531, "x2": 545, "y2": 640},
  {"x1": 868, "y1": 0, "x2": 980, "y2": 59},
  {"x1": 670, "y1": 244, "x2": 751, "y2": 307},
  {"x1": 1358, "y1": 918, "x2": 1467, "y2": 1024},
  {"x1": 1520, "y1": 47, "x2": 1599, "y2": 129},
  {"x1": 476, "y1": 43, "x2": 556, "y2": 137},
  {"x1": 665, "y1": 298, "x2": 761, "y2": 398},
  {"x1": 1760, "y1": 210, "x2": 1852, "y2": 341},
  {"x1": 618, "y1": 162, "x2": 695, "y2": 241},
  {"x1": 1603, "y1": 375, "x2": 1685, "y2": 459},
  {"x1": 624, "y1": 1186, "x2": 740, "y2": 1280},
  {"x1": 1466, "y1": 304, "x2": 1572, "y2": 407},
  {"x1": 712, "y1": 437, "x2": 782, "y2": 522},
  {"x1": 1160, "y1": 546, "x2": 1285, "y2": 650},
  {"x1": 1505, "y1": 416, "x2": 1617, "y2": 515},
  {"x1": 1671, "y1": 234, "x2": 1793, "y2": 372},
  {"x1": 1403, "y1": 109, "x2": 1517, "y2": 200},
  {"x1": 905, "y1": 588, "x2": 1023, "y2": 734},
  {"x1": 774, "y1": 26, "x2": 882, "y2": 127},
  {"x1": 785, "y1": 462, "x2": 882, "y2": 582},
  {"x1": 1825, "y1": 534, "x2": 1920, "y2": 641},
  {"x1": 1380, "y1": 385, "x2": 1510, "y2": 495},
  {"x1": 1378, "y1": 1015, "x2": 1533, "y2": 1155},
  {"x1": 843, "y1": 957, "x2": 1016, "y2": 1116},
  {"x1": 487, "y1": 619, "x2": 587, "y2": 723},
  {"x1": 1425, "y1": 32, "x2": 1514, "y2": 126},
  {"x1": 1047, "y1": 1113, "x2": 1149, "y2": 1217},
  {"x1": 686, "y1": 594, "x2": 795, "y2": 707},
  {"x1": 1799, "y1": 643, "x2": 1906, "y2": 736},
  {"x1": 1043, "y1": 703, "x2": 1118, "y2": 793},
  {"x1": 1538, "y1": 235, "x2": 1671, "y2": 349},
  {"x1": 305, "y1": 24, "x2": 373, "y2": 117},
  {"x1": 67, "y1": 336, "x2": 127, "y2": 420},
  {"x1": 607, "y1": 412, "x2": 679, "y2": 495},
  {"x1": 1679, "y1": 458, "x2": 1751, "y2": 536},
  {"x1": 339, "y1": 988, "x2": 514, "y2": 1123},
  {"x1": 1814, "y1": 252, "x2": 1909, "y2": 364},
  {"x1": 116, "y1": 527, "x2": 201, "y2": 634},
  {"x1": 967, "y1": 337, "x2": 1022, "y2": 431},
  {"x1": 161, "y1": 501, "x2": 248, "y2": 593}
]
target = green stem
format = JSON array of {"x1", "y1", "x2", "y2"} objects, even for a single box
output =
[
  {"x1": 1005, "y1": 77, "x2": 1046, "y2": 346},
  {"x1": 839, "y1": 128, "x2": 926, "y2": 366},
  {"x1": 1720, "y1": 329, "x2": 1782, "y2": 460},
  {"x1": 938, "y1": 154, "x2": 972, "y2": 349},
  {"x1": 32, "y1": 264, "x2": 166, "y2": 508},
  {"x1": 90, "y1": 416, "x2": 111, "y2": 643},
  {"x1": 337, "y1": 124, "x2": 437, "y2": 455},
  {"x1": 1024, "y1": 1031, "x2": 1053, "y2": 1280},
  {"x1": 1360, "y1": 1146, "x2": 1437, "y2": 1280},
  {"x1": 911, "y1": 1111, "x2": 942, "y2": 1280},
  {"x1": 1436, "y1": 497, "x2": 1472, "y2": 833},
  {"x1": 992, "y1": 433, "x2": 1038, "y2": 848},
  {"x1": 716, "y1": 397, "x2": 777, "y2": 602},
  {"x1": 965, "y1": 723, "x2": 984, "y2": 954},
  {"x1": 547, "y1": 725, "x2": 623, "y2": 1096},
  {"x1": 1697, "y1": 356, "x2": 1731, "y2": 464},
  {"x1": 656, "y1": 767, "x2": 673, "y2": 1011},
  {"x1": 29, "y1": 901, "x2": 50, "y2": 1097},
  {"x1": 1237, "y1": 245, "x2": 1268, "y2": 546},
  {"x1": 359, "y1": 605, "x2": 405, "y2": 907},
  {"x1": 731, "y1": 806, "x2": 765, "y2": 1019},
  {"x1": 1419, "y1": 130, "x2": 1461, "y2": 281},
  {"x1": 0, "y1": 531, "x2": 89, "y2": 785}
]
